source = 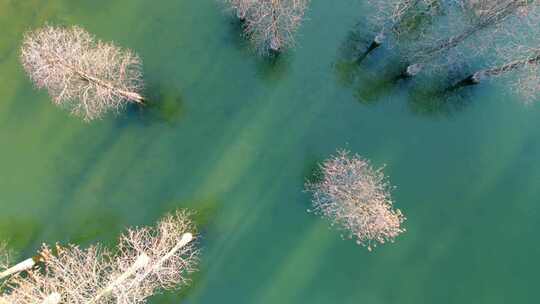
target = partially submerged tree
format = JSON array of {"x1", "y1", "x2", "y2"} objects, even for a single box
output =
[
  {"x1": 452, "y1": 48, "x2": 540, "y2": 94},
  {"x1": 402, "y1": 0, "x2": 537, "y2": 77},
  {"x1": 449, "y1": 2, "x2": 540, "y2": 101},
  {"x1": 20, "y1": 25, "x2": 145, "y2": 122},
  {"x1": 223, "y1": 0, "x2": 310, "y2": 54},
  {"x1": 305, "y1": 150, "x2": 406, "y2": 251},
  {"x1": 362, "y1": 0, "x2": 440, "y2": 61},
  {"x1": 0, "y1": 210, "x2": 199, "y2": 304}
]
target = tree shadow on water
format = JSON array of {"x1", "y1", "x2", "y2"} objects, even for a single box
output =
[
  {"x1": 254, "y1": 51, "x2": 290, "y2": 83},
  {"x1": 334, "y1": 24, "x2": 409, "y2": 105},
  {"x1": 120, "y1": 82, "x2": 186, "y2": 126},
  {"x1": 300, "y1": 155, "x2": 327, "y2": 212},
  {"x1": 221, "y1": 13, "x2": 291, "y2": 83},
  {"x1": 335, "y1": 23, "x2": 480, "y2": 117},
  {"x1": 223, "y1": 15, "x2": 252, "y2": 55},
  {"x1": 407, "y1": 73, "x2": 477, "y2": 117},
  {"x1": 334, "y1": 57, "x2": 407, "y2": 105}
]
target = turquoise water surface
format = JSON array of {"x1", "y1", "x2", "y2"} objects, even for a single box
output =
[{"x1": 1, "y1": 0, "x2": 539, "y2": 303}]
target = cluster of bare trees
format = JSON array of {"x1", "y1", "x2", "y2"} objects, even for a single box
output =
[
  {"x1": 19, "y1": 1, "x2": 312, "y2": 121},
  {"x1": 222, "y1": 0, "x2": 310, "y2": 54},
  {"x1": 447, "y1": 1, "x2": 540, "y2": 101},
  {"x1": 403, "y1": 0, "x2": 536, "y2": 74},
  {"x1": 20, "y1": 25, "x2": 144, "y2": 122},
  {"x1": 361, "y1": 0, "x2": 540, "y2": 102},
  {"x1": 17, "y1": 1, "x2": 540, "y2": 123},
  {"x1": 0, "y1": 210, "x2": 198, "y2": 304},
  {"x1": 12, "y1": 0, "x2": 540, "y2": 300},
  {"x1": 305, "y1": 150, "x2": 406, "y2": 251}
]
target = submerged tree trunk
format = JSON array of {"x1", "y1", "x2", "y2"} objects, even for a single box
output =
[
  {"x1": 358, "y1": 32, "x2": 385, "y2": 63},
  {"x1": 397, "y1": 63, "x2": 423, "y2": 79},
  {"x1": 82, "y1": 75, "x2": 145, "y2": 104},
  {"x1": 361, "y1": 0, "x2": 440, "y2": 63},
  {"x1": 450, "y1": 52, "x2": 540, "y2": 90},
  {"x1": 58, "y1": 61, "x2": 145, "y2": 104},
  {"x1": 269, "y1": 0, "x2": 282, "y2": 53}
]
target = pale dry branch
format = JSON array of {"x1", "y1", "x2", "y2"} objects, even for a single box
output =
[
  {"x1": 361, "y1": 0, "x2": 462, "y2": 61},
  {"x1": 449, "y1": 3, "x2": 540, "y2": 102},
  {"x1": 369, "y1": 0, "x2": 441, "y2": 38},
  {"x1": 453, "y1": 47, "x2": 540, "y2": 102},
  {"x1": 20, "y1": 25, "x2": 144, "y2": 122},
  {"x1": 305, "y1": 150, "x2": 406, "y2": 251},
  {"x1": 242, "y1": 0, "x2": 310, "y2": 54},
  {"x1": 0, "y1": 210, "x2": 199, "y2": 304},
  {"x1": 405, "y1": 0, "x2": 538, "y2": 76},
  {"x1": 110, "y1": 210, "x2": 199, "y2": 303}
]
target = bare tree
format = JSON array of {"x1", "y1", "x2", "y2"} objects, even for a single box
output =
[
  {"x1": 402, "y1": 0, "x2": 536, "y2": 77},
  {"x1": 0, "y1": 210, "x2": 199, "y2": 304},
  {"x1": 20, "y1": 25, "x2": 144, "y2": 122},
  {"x1": 238, "y1": 0, "x2": 310, "y2": 54},
  {"x1": 362, "y1": 0, "x2": 441, "y2": 61},
  {"x1": 453, "y1": 48, "x2": 540, "y2": 92},
  {"x1": 446, "y1": 1, "x2": 540, "y2": 100},
  {"x1": 305, "y1": 150, "x2": 406, "y2": 251}
]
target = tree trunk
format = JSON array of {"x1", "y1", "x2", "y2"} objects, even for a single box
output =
[
  {"x1": 0, "y1": 257, "x2": 37, "y2": 280},
  {"x1": 358, "y1": 32, "x2": 385, "y2": 64},
  {"x1": 450, "y1": 52, "x2": 540, "y2": 91},
  {"x1": 448, "y1": 72, "x2": 482, "y2": 91},
  {"x1": 268, "y1": 0, "x2": 281, "y2": 53},
  {"x1": 398, "y1": 63, "x2": 423, "y2": 79},
  {"x1": 53, "y1": 58, "x2": 144, "y2": 104},
  {"x1": 76, "y1": 69, "x2": 145, "y2": 104}
]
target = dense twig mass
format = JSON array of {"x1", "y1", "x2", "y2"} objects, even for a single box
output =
[
  {"x1": 0, "y1": 210, "x2": 198, "y2": 304},
  {"x1": 305, "y1": 150, "x2": 406, "y2": 251},
  {"x1": 223, "y1": 0, "x2": 310, "y2": 54},
  {"x1": 404, "y1": 0, "x2": 538, "y2": 76},
  {"x1": 20, "y1": 25, "x2": 144, "y2": 121},
  {"x1": 366, "y1": 0, "x2": 439, "y2": 49}
]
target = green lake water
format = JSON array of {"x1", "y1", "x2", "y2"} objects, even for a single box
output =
[{"x1": 1, "y1": 0, "x2": 539, "y2": 303}]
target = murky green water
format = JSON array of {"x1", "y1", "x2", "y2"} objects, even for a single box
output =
[{"x1": 1, "y1": 0, "x2": 539, "y2": 303}]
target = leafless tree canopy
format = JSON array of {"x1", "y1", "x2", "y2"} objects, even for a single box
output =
[
  {"x1": 441, "y1": 1, "x2": 540, "y2": 101},
  {"x1": 504, "y1": 48, "x2": 540, "y2": 102},
  {"x1": 305, "y1": 150, "x2": 406, "y2": 251},
  {"x1": 359, "y1": 0, "x2": 442, "y2": 61},
  {"x1": 222, "y1": 0, "x2": 309, "y2": 54},
  {"x1": 455, "y1": 48, "x2": 540, "y2": 101},
  {"x1": 404, "y1": 0, "x2": 538, "y2": 76},
  {"x1": 0, "y1": 210, "x2": 199, "y2": 304},
  {"x1": 20, "y1": 25, "x2": 144, "y2": 122},
  {"x1": 369, "y1": 0, "x2": 440, "y2": 39}
]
